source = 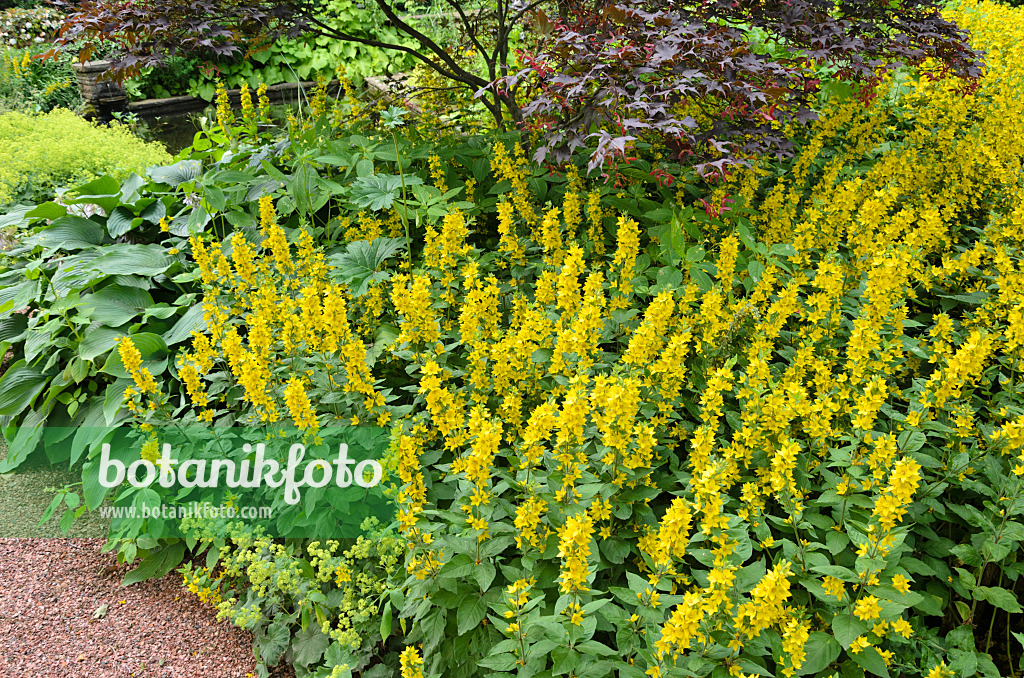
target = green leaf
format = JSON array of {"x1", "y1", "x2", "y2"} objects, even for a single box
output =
[
  {"x1": 798, "y1": 633, "x2": 842, "y2": 675},
  {"x1": 148, "y1": 160, "x2": 202, "y2": 187},
  {"x1": 0, "y1": 361, "x2": 49, "y2": 417},
  {"x1": 0, "y1": 314, "x2": 28, "y2": 343},
  {"x1": 50, "y1": 253, "x2": 105, "y2": 297},
  {"x1": 26, "y1": 201, "x2": 68, "y2": 221},
  {"x1": 122, "y1": 542, "x2": 186, "y2": 586},
  {"x1": 0, "y1": 407, "x2": 47, "y2": 472},
  {"x1": 831, "y1": 614, "x2": 869, "y2": 649},
  {"x1": 79, "y1": 327, "x2": 128, "y2": 362},
  {"x1": 83, "y1": 285, "x2": 154, "y2": 327},
  {"x1": 914, "y1": 593, "x2": 944, "y2": 616},
  {"x1": 65, "y1": 175, "x2": 122, "y2": 215},
  {"x1": 457, "y1": 593, "x2": 488, "y2": 635},
  {"x1": 256, "y1": 621, "x2": 291, "y2": 665},
  {"x1": 552, "y1": 647, "x2": 581, "y2": 676},
  {"x1": 477, "y1": 653, "x2": 518, "y2": 671},
  {"x1": 327, "y1": 238, "x2": 405, "y2": 296},
  {"x1": 292, "y1": 623, "x2": 329, "y2": 667},
  {"x1": 955, "y1": 567, "x2": 976, "y2": 591},
  {"x1": 974, "y1": 585, "x2": 1023, "y2": 613},
  {"x1": 163, "y1": 303, "x2": 207, "y2": 346},
  {"x1": 22, "y1": 216, "x2": 104, "y2": 254},
  {"x1": 348, "y1": 174, "x2": 422, "y2": 211},
  {"x1": 0, "y1": 279, "x2": 41, "y2": 316},
  {"x1": 689, "y1": 265, "x2": 713, "y2": 292},
  {"x1": 106, "y1": 206, "x2": 139, "y2": 238},
  {"x1": 851, "y1": 647, "x2": 889, "y2": 678},
  {"x1": 577, "y1": 640, "x2": 617, "y2": 657},
  {"x1": 380, "y1": 601, "x2": 392, "y2": 642},
  {"x1": 100, "y1": 333, "x2": 169, "y2": 378},
  {"x1": 86, "y1": 244, "x2": 174, "y2": 277}
]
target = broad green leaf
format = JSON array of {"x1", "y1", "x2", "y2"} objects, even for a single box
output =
[
  {"x1": 798, "y1": 633, "x2": 842, "y2": 675},
  {"x1": 973, "y1": 585, "x2": 1023, "y2": 613},
  {"x1": 78, "y1": 327, "x2": 128, "y2": 362},
  {"x1": 457, "y1": 593, "x2": 488, "y2": 635},
  {"x1": 0, "y1": 314, "x2": 28, "y2": 343},
  {"x1": 292, "y1": 623, "x2": 329, "y2": 666},
  {"x1": 25, "y1": 201, "x2": 68, "y2": 221},
  {"x1": 163, "y1": 303, "x2": 207, "y2": 345},
  {"x1": 0, "y1": 361, "x2": 49, "y2": 417},
  {"x1": 86, "y1": 244, "x2": 174, "y2": 277},
  {"x1": 148, "y1": 160, "x2": 202, "y2": 187},
  {"x1": 0, "y1": 279, "x2": 40, "y2": 316},
  {"x1": 327, "y1": 238, "x2": 405, "y2": 296},
  {"x1": 348, "y1": 174, "x2": 423, "y2": 211},
  {"x1": 100, "y1": 332, "x2": 169, "y2": 378},
  {"x1": 23, "y1": 216, "x2": 104, "y2": 254},
  {"x1": 851, "y1": 647, "x2": 889, "y2": 678},
  {"x1": 65, "y1": 175, "x2": 121, "y2": 214},
  {"x1": 83, "y1": 285, "x2": 154, "y2": 327},
  {"x1": 831, "y1": 614, "x2": 869, "y2": 649},
  {"x1": 49, "y1": 252, "x2": 104, "y2": 298}
]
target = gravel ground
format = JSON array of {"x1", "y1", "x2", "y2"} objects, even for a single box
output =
[
  {"x1": 0, "y1": 445, "x2": 295, "y2": 678},
  {"x1": 0, "y1": 538, "x2": 290, "y2": 677}
]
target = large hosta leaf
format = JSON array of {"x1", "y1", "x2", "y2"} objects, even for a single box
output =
[
  {"x1": 22, "y1": 216, "x2": 104, "y2": 255},
  {"x1": 148, "y1": 159, "x2": 202, "y2": 187},
  {"x1": 0, "y1": 360, "x2": 50, "y2": 417},
  {"x1": 78, "y1": 326, "x2": 128, "y2": 362},
  {"x1": 106, "y1": 206, "x2": 141, "y2": 238},
  {"x1": 49, "y1": 252, "x2": 105, "y2": 298},
  {"x1": 85, "y1": 244, "x2": 174, "y2": 277},
  {"x1": 99, "y1": 332, "x2": 169, "y2": 378},
  {"x1": 82, "y1": 284, "x2": 154, "y2": 327},
  {"x1": 162, "y1": 303, "x2": 206, "y2": 346}
]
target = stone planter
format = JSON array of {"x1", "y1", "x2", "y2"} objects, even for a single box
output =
[{"x1": 72, "y1": 60, "x2": 128, "y2": 119}]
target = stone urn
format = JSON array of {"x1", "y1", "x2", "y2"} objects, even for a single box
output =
[{"x1": 72, "y1": 60, "x2": 128, "y2": 119}]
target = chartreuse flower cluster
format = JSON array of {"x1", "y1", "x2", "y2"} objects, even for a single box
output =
[
  {"x1": 178, "y1": 519, "x2": 403, "y2": 676},
  {"x1": 155, "y1": 3, "x2": 1024, "y2": 675}
]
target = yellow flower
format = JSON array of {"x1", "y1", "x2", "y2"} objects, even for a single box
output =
[
  {"x1": 399, "y1": 646, "x2": 424, "y2": 678},
  {"x1": 284, "y1": 377, "x2": 318, "y2": 430},
  {"x1": 822, "y1": 576, "x2": 845, "y2": 600},
  {"x1": 891, "y1": 618, "x2": 913, "y2": 639},
  {"x1": 849, "y1": 636, "x2": 870, "y2": 654},
  {"x1": 853, "y1": 595, "x2": 882, "y2": 621},
  {"x1": 891, "y1": 573, "x2": 911, "y2": 594}
]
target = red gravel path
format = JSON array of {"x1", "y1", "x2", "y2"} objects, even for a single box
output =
[{"x1": 0, "y1": 538, "x2": 293, "y2": 678}]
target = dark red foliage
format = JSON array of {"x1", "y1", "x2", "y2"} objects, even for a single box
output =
[
  {"x1": 48, "y1": 0, "x2": 298, "y2": 76},
  {"x1": 509, "y1": 0, "x2": 983, "y2": 174}
]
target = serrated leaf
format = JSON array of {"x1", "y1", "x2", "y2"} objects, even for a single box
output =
[
  {"x1": 327, "y1": 238, "x2": 405, "y2": 296},
  {"x1": 348, "y1": 174, "x2": 423, "y2": 211},
  {"x1": 292, "y1": 623, "x2": 329, "y2": 666}
]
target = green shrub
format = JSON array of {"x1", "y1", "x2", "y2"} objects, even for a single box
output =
[
  {"x1": 0, "y1": 44, "x2": 81, "y2": 113},
  {"x1": 0, "y1": 108, "x2": 171, "y2": 208}
]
